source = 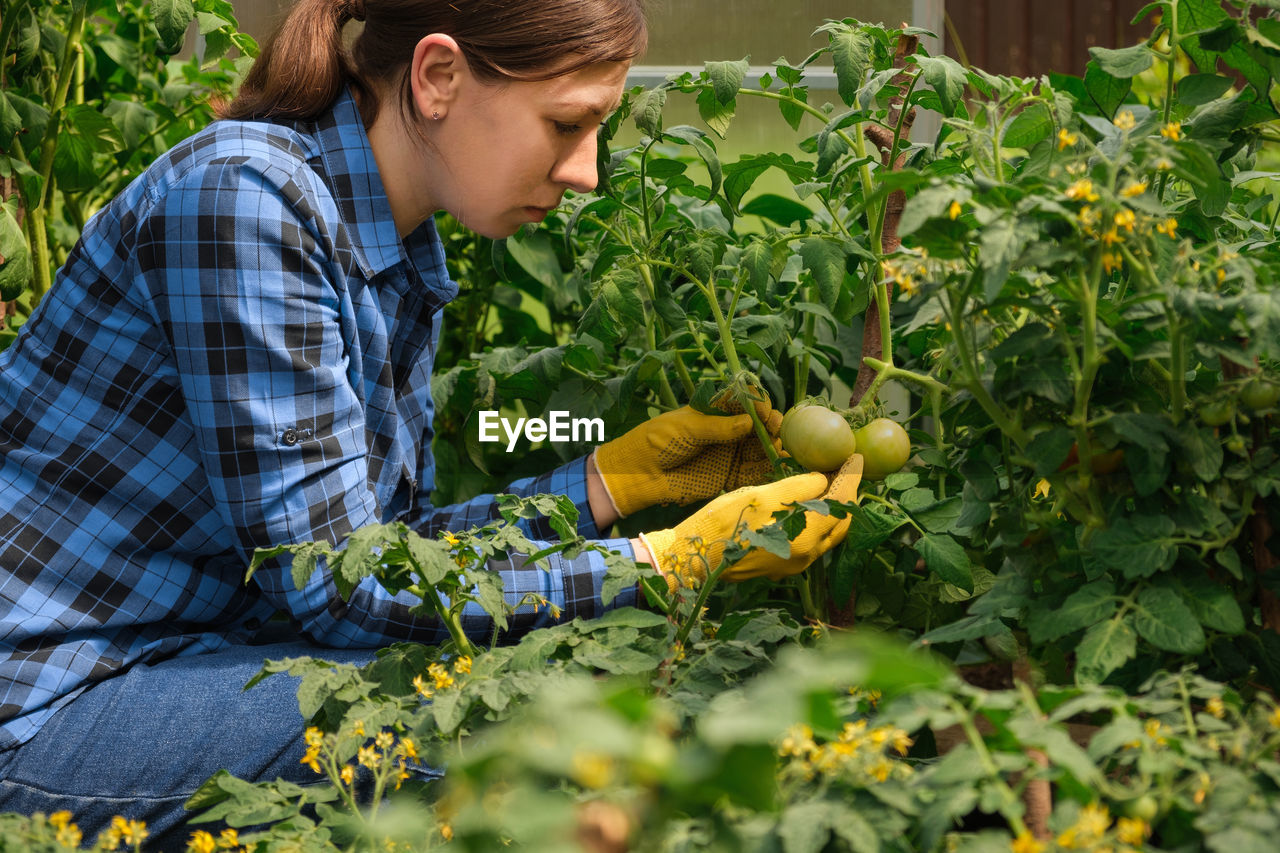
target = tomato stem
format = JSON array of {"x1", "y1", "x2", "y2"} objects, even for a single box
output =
[
  {"x1": 944, "y1": 290, "x2": 1030, "y2": 447},
  {"x1": 795, "y1": 573, "x2": 821, "y2": 623},
  {"x1": 735, "y1": 384, "x2": 783, "y2": 468},
  {"x1": 408, "y1": 570, "x2": 481, "y2": 660},
  {"x1": 637, "y1": 262, "x2": 684, "y2": 408},
  {"x1": 947, "y1": 698, "x2": 1034, "y2": 839},
  {"x1": 673, "y1": 561, "x2": 729, "y2": 649},
  {"x1": 860, "y1": 357, "x2": 949, "y2": 402}
]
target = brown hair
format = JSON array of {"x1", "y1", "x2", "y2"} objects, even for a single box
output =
[{"x1": 218, "y1": 0, "x2": 647, "y2": 126}]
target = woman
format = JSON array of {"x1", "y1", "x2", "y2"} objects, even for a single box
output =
[{"x1": 0, "y1": 0, "x2": 859, "y2": 844}]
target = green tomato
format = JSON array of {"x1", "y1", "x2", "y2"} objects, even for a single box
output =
[
  {"x1": 780, "y1": 405, "x2": 856, "y2": 472},
  {"x1": 1198, "y1": 399, "x2": 1235, "y2": 427},
  {"x1": 1239, "y1": 378, "x2": 1280, "y2": 411},
  {"x1": 1125, "y1": 794, "x2": 1160, "y2": 822},
  {"x1": 779, "y1": 400, "x2": 814, "y2": 438},
  {"x1": 852, "y1": 418, "x2": 911, "y2": 480},
  {"x1": 1226, "y1": 434, "x2": 1248, "y2": 455}
]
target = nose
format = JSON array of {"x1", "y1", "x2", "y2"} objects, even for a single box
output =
[{"x1": 551, "y1": 131, "x2": 600, "y2": 194}]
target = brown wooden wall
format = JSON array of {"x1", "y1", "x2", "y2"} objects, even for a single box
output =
[{"x1": 944, "y1": 0, "x2": 1157, "y2": 79}]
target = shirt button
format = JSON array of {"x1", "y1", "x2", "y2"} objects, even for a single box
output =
[{"x1": 281, "y1": 428, "x2": 299, "y2": 446}]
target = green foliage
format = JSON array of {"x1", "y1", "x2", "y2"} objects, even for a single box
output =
[
  {"x1": 8, "y1": 2, "x2": 1280, "y2": 850},
  {"x1": 0, "y1": 0, "x2": 255, "y2": 344}
]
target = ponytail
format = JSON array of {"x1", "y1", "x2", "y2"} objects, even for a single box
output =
[{"x1": 216, "y1": 0, "x2": 368, "y2": 122}]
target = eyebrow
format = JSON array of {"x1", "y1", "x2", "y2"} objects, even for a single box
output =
[{"x1": 558, "y1": 99, "x2": 623, "y2": 118}]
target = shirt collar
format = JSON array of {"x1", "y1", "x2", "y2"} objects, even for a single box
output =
[{"x1": 307, "y1": 89, "x2": 458, "y2": 304}]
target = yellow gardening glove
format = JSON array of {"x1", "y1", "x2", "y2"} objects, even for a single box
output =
[
  {"x1": 640, "y1": 455, "x2": 863, "y2": 586},
  {"x1": 594, "y1": 396, "x2": 783, "y2": 518}
]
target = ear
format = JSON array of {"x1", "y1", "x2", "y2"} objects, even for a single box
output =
[{"x1": 407, "y1": 34, "x2": 466, "y2": 120}]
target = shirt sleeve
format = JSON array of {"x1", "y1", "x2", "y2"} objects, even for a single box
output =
[{"x1": 133, "y1": 157, "x2": 637, "y2": 649}]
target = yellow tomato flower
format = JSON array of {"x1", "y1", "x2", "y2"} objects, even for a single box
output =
[
  {"x1": 100, "y1": 827, "x2": 123, "y2": 852},
  {"x1": 1102, "y1": 251, "x2": 1124, "y2": 274},
  {"x1": 453, "y1": 655, "x2": 472, "y2": 675},
  {"x1": 1120, "y1": 181, "x2": 1148, "y2": 198},
  {"x1": 948, "y1": 199, "x2": 963, "y2": 220},
  {"x1": 1067, "y1": 802, "x2": 1111, "y2": 844},
  {"x1": 1115, "y1": 110, "x2": 1137, "y2": 131},
  {"x1": 1160, "y1": 121, "x2": 1183, "y2": 141},
  {"x1": 891, "y1": 728, "x2": 913, "y2": 755},
  {"x1": 428, "y1": 662, "x2": 455, "y2": 690},
  {"x1": 1078, "y1": 205, "x2": 1101, "y2": 235},
  {"x1": 1117, "y1": 817, "x2": 1151, "y2": 845},
  {"x1": 1268, "y1": 705, "x2": 1280, "y2": 729},
  {"x1": 443, "y1": 532, "x2": 461, "y2": 547},
  {"x1": 1034, "y1": 479, "x2": 1051, "y2": 499},
  {"x1": 1066, "y1": 178, "x2": 1100, "y2": 202},
  {"x1": 375, "y1": 730, "x2": 395, "y2": 750},
  {"x1": 54, "y1": 819, "x2": 82, "y2": 850},
  {"x1": 440, "y1": 824, "x2": 454, "y2": 842},
  {"x1": 111, "y1": 817, "x2": 148, "y2": 846},
  {"x1": 395, "y1": 757, "x2": 412, "y2": 790},
  {"x1": 1155, "y1": 156, "x2": 1174, "y2": 170},
  {"x1": 304, "y1": 726, "x2": 324, "y2": 748},
  {"x1": 358, "y1": 744, "x2": 381, "y2": 770},
  {"x1": 780, "y1": 723, "x2": 816, "y2": 757},
  {"x1": 570, "y1": 751, "x2": 615, "y2": 789},
  {"x1": 868, "y1": 757, "x2": 893, "y2": 782},
  {"x1": 187, "y1": 830, "x2": 217, "y2": 853},
  {"x1": 1144, "y1": 718, "x2": 1168, "y2": 745},
  {"x1": 218, "y1": 828, "x2": 240, "y2": 849},
  {"x1": 340, "y1": 764, "x2": 356, "y2": 786},
  {"x1": 1057, "y1": 128, "x2": 1078, "y2": 150},
  {"x1": 300, "y1": 746, "x2": 322, "y2": 774},
  {"x1": 1194, "y1": 771, "x2": 1212, "y2": 804},
  {"x1": 401, "y1": 736, "x2": 420, "y2": 760},
  {"x1": 840, "y1": 720, "x2": 868, "y2": 742},
  {"x1": 1156, "y1": 217, "x2": 1177, "y2": 238},
  {"x1": 350, "y1": 720, "x2": 366, "y2": 738},
  {"x1": 1114, "y1": 209, "x2": 1136, "y2": 232},
  {"x1": 1010, "y1": 831, "x2": 1045, "y2": 853}
]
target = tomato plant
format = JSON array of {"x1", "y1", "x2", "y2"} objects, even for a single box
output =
[
  {"x1": 10, "y1": 2, "x2": 1280, "y2": 850},
  {"x1": 0, "y1": 0, "x2": 254, "y2": 348}
]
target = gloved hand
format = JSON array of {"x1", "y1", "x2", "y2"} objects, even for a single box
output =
[
  {"x1": 640, "y1": 455, "x2": 863, "y2": 587},
  {"x1": 594, "y1": 393, "x2": 783, "y2": 518}
]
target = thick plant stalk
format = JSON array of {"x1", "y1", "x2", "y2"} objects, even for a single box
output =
[
  {"x1": 851, "y1": 31, "x2": 919, "y2": 405},
  {"x1": 1014, "y1": 658, "x2": 1053, "y2": 840},
  {"x1": 832, "y1": 32, "x2": 918, "y2": 629},
  {"x1": 1023, "y1": 748, "x2": 1052, "y2": 839}
]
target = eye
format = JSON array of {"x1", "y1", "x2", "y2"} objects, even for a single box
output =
[{"x1": 553, "y1": 121, "x2": 584, "y2": 136}]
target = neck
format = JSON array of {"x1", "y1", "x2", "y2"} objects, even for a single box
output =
[{"x1": 366, "y1": 110, "x2": 436, "y2": 238}]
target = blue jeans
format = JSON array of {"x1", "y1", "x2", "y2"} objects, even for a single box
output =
[{"x1": 0, "y1": 641, "x2": 402, "y2": 851}]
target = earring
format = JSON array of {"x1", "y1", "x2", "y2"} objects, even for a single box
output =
[{"x1": 431, "y1": 110, "x2": 441, "y2": 120}]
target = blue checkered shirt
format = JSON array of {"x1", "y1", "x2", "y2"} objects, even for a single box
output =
[{"x1": 0, "y1": 89, "x2": 636, "y2": 751}]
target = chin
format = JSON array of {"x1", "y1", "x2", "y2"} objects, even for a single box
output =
[{"x1": 457, "y1": 214, "x2": 520, "y2": 240}]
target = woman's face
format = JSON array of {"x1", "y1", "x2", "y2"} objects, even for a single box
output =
[{"x1": 430, "y1": 60, "x2": 630, "y2": 239}]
